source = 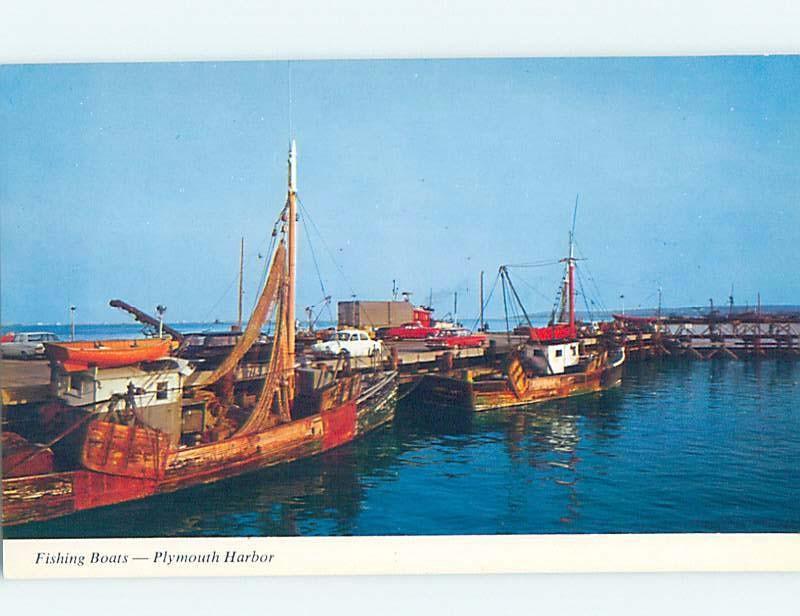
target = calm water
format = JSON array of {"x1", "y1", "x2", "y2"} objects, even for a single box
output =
[{"x1": 5, "y1": 357, "x2": 799, "y2": 537}]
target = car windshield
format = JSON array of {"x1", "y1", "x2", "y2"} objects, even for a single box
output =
[{"x1": 337, "y1": 332, "x2": 351, "y2": 341}]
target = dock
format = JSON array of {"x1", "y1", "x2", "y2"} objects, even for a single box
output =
[
  {"x1": 2, "y1": 315, "x2": 798, "y2": 408},
  {"x1": 608, "y1": 314, "x2": 800, "y2": 360}
]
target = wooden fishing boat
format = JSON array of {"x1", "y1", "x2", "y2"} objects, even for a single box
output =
[
  {"x1": 2, "y1": 141, "x2": 398, "y2": 527},
  {"x1": 409, "y1": 204, "x2": 625, "y2": 412},
  {"x1": 44, "y1": 338, "x2": 177, "y2": 372}
]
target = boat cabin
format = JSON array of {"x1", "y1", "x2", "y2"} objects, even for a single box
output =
[
  {"x1": 523, "y1": 341, "x2": 581, "y2": 375},
  {"x1": 51, "y1": 358, "x2": 195, "y2": 446}
]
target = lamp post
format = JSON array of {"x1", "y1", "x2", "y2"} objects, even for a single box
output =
[
  {"x1": 69, "y1": 305, "x2": 76, "y2": 341},
  {"x1": 620, "y1": 294, "x2": 625, "y2": 317},
  {"x1": 156, "y1": 305, "x2": 167, "y2": 338}
]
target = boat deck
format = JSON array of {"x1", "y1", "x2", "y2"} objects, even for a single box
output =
[{"x1": 0, "y1": 336, "x2": 524, "y2": 406}]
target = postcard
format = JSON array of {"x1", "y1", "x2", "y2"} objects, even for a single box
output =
[{"x1": 2, "y1": 55, "x2": 799, "y2": 579}]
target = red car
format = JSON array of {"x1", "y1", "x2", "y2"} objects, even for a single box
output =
[
  {"x1": 425, "y1": 328, "x2": 487, "y2": 350},
  {"x1": 378, "y1": 321, "x2": 438, "y2": 340}
]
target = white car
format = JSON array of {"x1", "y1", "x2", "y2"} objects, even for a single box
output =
[
  {"x1": 310, "y1": 329, "x2": 383, "y2": 358},
  {"x1": 0, "y1": 331, "x2": 59, "y2": 359}
]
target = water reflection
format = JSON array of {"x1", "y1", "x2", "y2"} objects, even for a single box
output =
[{"x1": 7, "y1": 358, "x2": 799, "y2": 537}]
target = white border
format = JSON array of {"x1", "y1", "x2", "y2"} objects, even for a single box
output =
[
  {"x1": 4, "y1": 534, "x2": 800, "y2": 579},
  {"x1": 1, "y1": 8, "x2": 799, "y2": 615},
  {"x1": 1, "y1": 0, "x2": 799, "y2": 65}
]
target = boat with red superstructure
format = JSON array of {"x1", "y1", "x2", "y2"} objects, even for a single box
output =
[{"x1": 409, "y1": 202, "x2": 625, "y2": 412}]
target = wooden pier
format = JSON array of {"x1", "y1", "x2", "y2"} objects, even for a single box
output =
[
  {"x1": 2, "y1": 316, "x2": 798, "y2": 409},
  {"x1": 608, "y1": 314, "x2": 800, "y2": 360}
]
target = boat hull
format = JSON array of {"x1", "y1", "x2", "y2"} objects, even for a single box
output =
[
  {"x1": 409, "y1": 356, "x2": 623, "y2": 412},
  {"x1": 2, "y1": 371, "x2": 397, "y2": 527}
]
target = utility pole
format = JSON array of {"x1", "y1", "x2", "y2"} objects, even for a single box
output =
[
  {"x1": 237, "y1": 237, "x2": 244, "y2": 330},
  {"x1": 728, "y1": 283, "x2": 734, "y2": 318},
  {"x1": 479, "y1": 270, "x2": 485, "y2": 331},
  {"x1": 657, "y1": 286, "x2": 662, "y2": 320}
]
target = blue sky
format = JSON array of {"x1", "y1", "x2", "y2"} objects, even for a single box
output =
[{"x1": 1, "y1": 56, "x2": 798, "y2": 325}]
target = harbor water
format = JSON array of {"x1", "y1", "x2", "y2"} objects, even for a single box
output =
[{"x1": 5, "y1": 354, "x2": 799, "y2": 538}]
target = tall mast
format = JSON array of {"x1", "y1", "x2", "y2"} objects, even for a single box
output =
[
  {"x1": 287, "y1": 140, "x2": 297, "y2": 390},
  {"x1": 567, "y1": 194, "x2": 578, "y2": 332},
  {"x1": 237, "y1": 237, "x2": 244, "y2": 330}
]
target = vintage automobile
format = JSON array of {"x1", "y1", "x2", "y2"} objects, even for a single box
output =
[
  {"x1": 0, "y1": 331, "x2": 59, "y2": 359},
  {"x1": 377, "y1": 321, "x2": 439, "y2": 340},
  {"x1": 424, "y1": 328, "x2": 486, "y2": 350},
  {"x1": 310, "y1": 329, "x2": 384, "y2": 358}
]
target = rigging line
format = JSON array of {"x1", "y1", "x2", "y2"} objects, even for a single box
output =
[
  {"x1": 250, "y1": 204, "x2": 287, "y2": 316},
  {"x1": 297, "y1": 202, "x2": 329, "y2": 300},
  {"x1": 297, "y1": 196, "x2": 358, "y2": 299},
  {"x1": 297, "y1": 205, "x2": 336, "y2": 325},
  {"x1": 504, "y1": 269, "x2": 534, "y2": 328},
  {"x1": 503, "y1": 259, "x2": 562, "y2": 269},
  {"x1": 501, "y1": 269, "x2": 511, "y2": 343},
  {"x1": 253, "y1": 229, "x2": 279, "y2": 314},
  {"x1": 201, "y1": 224, "x2": 281, "y2": 328},
  {"x1": 572, "y1": 238, "x2": 608, "y2": 314},
  {"x1": 571, "y1": 193, "x2": 579, "y2": 240},
  {"x1": 575, "y1": 266, "x2": 594, "y2": 321},
  {"x1": 199, "y1": 269, "x2": 240, "y2": 327},
  {"x1": 510, "y1": 271, "x2": 556, "y2": 304}
]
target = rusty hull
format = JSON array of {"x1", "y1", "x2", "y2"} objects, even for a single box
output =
[{"x1": 2, "y1": 371, "x2": 396, "y2": 527}]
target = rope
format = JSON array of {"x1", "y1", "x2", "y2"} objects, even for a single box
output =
[
  {"x1": 297, "y1": 200, "x2": 335, "y2": 325},
  {"x1": 296, "y1": 196, "x2": 358, "y2": 300}
]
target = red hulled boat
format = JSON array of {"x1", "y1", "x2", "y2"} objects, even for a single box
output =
[{"x1": 2, "y1": 141, "x2": 398, "y2": 527}]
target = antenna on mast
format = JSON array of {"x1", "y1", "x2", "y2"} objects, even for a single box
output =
[
  {"x1": 287, "y1": 61, "x2": 293, "y2": 142},
  {"x1": 570, "y1": 193, "x2": 579, "y2": 259}
]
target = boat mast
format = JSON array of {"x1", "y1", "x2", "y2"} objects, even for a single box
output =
[
  {"x1": 567, "y1": 194, "x2": 578, "y2": 332},
  {"x1": 287, "y1": 140, "x2": 297, "y2": 396}
]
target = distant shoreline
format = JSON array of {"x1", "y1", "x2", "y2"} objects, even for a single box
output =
[{"x1": 3, "y1": 304, "x2": 799, "y2": 330}]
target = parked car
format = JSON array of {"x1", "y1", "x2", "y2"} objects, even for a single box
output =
[
  {"x1": 0, "y1": 331, "x2": 59, "y2": 359},
  {"x1": 310, "y1": 329, "x2": 384, "y2": 358},
  {"x1": 377, "y1": 321, "x2": 439, "y2": 341},
  {"x1": 425, "y1": 328, "x2": 486, "y2": 350}
]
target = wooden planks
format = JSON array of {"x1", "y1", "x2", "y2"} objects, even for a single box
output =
[{"x1": 81, "y1": 421, "x2": 169, "y2": 480}]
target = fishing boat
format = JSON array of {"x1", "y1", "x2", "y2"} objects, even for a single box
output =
[
  {"x1": 409, "y1": 205, "x2": 625, "y2": 412},
  {"x1": 2, "y1": 141, "x2": 398, "y2": 527}
]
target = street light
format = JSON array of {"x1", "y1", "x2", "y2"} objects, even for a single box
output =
[
  {"x1": 619, "y1": 294, "x2": 625, "y2": 316},
  {"x1": 156, "y1": 305, "x2": 167, "y2": 338},
  {"x1": 69, "y1": 305, "x2": 76, "y2": 341}
]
